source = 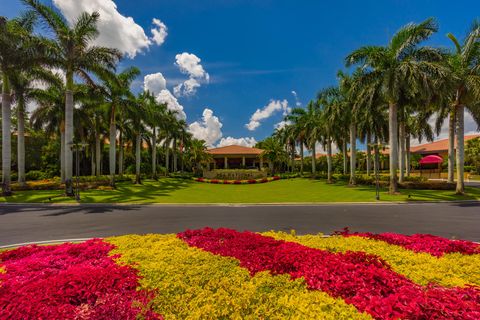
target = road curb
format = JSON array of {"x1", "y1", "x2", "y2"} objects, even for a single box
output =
[{"x1": 1, "y1": 200, "x2": 480, "y2": 207}]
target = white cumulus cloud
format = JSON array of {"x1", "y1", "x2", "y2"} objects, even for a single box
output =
[
  {"x1": 53, "y1": 0, "x2": 167, "y2": 58},
  {"x1": 246, "y1": 99, "x2": 289, "y2": 131},
  {"x1": 188, "y1": 108, "x2": 223, "y2": 146},
  {"x1": 143, "y1": 72, "x2": 166, "y2": 95},
  {"x1": 151, "y1": 18, "x2": 168, "y2": 45},
  {"x1": 143, "y1": 72, "x2": 185, "y2": 120},
  {"x1": 173, "y1": 52, "x2": 210, "y2": 97},
  {"x1": 155, "y1": 89, "x2": 186, "y2": 120},
  {"x1": 217, "y1": 137, "x2": 257, "y2": 148}
]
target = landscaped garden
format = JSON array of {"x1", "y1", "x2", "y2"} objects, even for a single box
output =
[
  {"x1": 1, "y1": 228, "x2": 479, "y2": 319},
  {"x1": 1, "y1": 177, "x2": 480, "y2": 203}
]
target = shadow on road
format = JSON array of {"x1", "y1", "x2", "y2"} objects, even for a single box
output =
[{"x1": 0, "y1": 204, "x2": 142, "y2": 217}]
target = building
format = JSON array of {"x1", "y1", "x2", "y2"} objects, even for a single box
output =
[
  {"x1": 410, "y1": 134, "x2": 480, "y2": 157},
  {"x1": 207, "y1": 145, "x2": 264, "y2": 169}
]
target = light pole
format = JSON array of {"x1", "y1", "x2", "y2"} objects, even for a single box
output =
[{"x1": 68, "y1": 141, "x2": 89, "y2": 201}]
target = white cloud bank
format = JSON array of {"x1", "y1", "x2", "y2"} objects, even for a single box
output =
[
  {"x1": 53, "y1": 0, "x2": 167, "y2": 58},
  {"x1": 217, "y1": 137, "x2": 257, "y2": 148},
  {"x1": 188, "y1": 108, "x2": 258, "y2": 148},
  {"x1": 188, "y1": 109, "x2": 223, "y2": 146},
  {"x1": 173, "y1": 52, "x2": 210, "y2": 97},
  {"x1": 143, "y1": 73, "x2": 186, "y2": 120},
  {"x1": 246, "y1": 99, "x2": 290, "y2": 131}
]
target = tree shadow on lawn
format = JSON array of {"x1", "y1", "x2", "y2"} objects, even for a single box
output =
[
  {"x1": 80, "y1": 178, "x2": 194, "y2": 203},
  {"x1": 310, "y1": 179, "x2": 480, "y2": 202}
]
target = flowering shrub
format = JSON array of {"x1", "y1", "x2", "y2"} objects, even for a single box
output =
[
  {"x1": 107, "y1": 234, "x2": 369, "y2": 319},
  {"x1": 336, "y1": 227, "x2": 480, "y2": 256},
  {"x1": 266, "y1": 231, "x2": 480, "y2": 287},
  {"x1": 193, "y1": 176, "x2": 281, "y2": 184},
  {"x1": 0, "y1": 240, "x2": 161, "y2": 319},
  {"x1": 1, "y1": 230, "x2": 479, "y2": 319},
  {"x1": 179, "y1": 228, "x2": 480, "y2": 319}
]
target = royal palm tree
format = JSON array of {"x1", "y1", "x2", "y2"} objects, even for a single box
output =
[
  {"x1": 143, "y1": 92, "x2": 166, "y2": 179},
  {"x1": 10, "y1": 68, "x2": 61, "y2": 185},
  {"x1": 318, "y1": 87, "x2": 342, "y2": 183},
  {"x1": 445, "y1": 22, "x2": 480, "y2": 193},
  {"x1": 25, "y1": 0, "x2": 122, "y2": 195},
  {"x1": 289, "y1": 101, "x2": 322, "y2": 175},
  {"x1": 0, "y1": 12, "x2": 41, "y2": 195},
  {"x1": 346, "y1": 18, "x2": 446, "y2": 193},
  {"x1": 97, "y1": 67, "x2": 140, "y2": 186}
]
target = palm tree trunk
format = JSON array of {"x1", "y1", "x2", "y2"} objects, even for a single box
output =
[
  {"x1": 17, "y1": 96, "x2": 26, "y2": 186},
  {"x1": 311, "y1": 142, "x2": 316, "y2": 175},
  {"x1": 60, "y1": 124, "x2": 65, "y2": 183},
  {"x1": 91, "y1": 144, "x2": 95, "y2": 176},
  {"x1": 406, "y1": 134, "x2": 411, "y2": 177},
  {"x1": 64, "y1": 80, "x2": 74, "y2": 196},
  {"x1": 448, "y1": 109, "x2": 455, "y2": 183},
  {"x1": 342, "y1": 140, "x2": 348, "y2": 175},
  {"x1": 349, "y1": 123, "x2": 356, "y2": 185},
  {"x1": 290, "y1": 142, "x2": 295, "y2": 173},
  {"x1": 455, "y1": 104, "x2": 465, "y2": 194},
  {"x1": 373, "y1": 135, "x2": 379, "y2": 174},
  {"x1": 95, "y1": 133, "x2": 101, "y2": 176},
  {"x1": 165, "y1": 139, "x2": 169, "y2": 176},
  {"x1": 135, "y1": 133, "x2": 141, "y2": 184},
  {"x1": 399, "y1": 121, "x2": 406, "y2": 183},
  {"x1": 2, "y1": 76, "x2": 12, "y2": 195},
  {"x1": 300, "y1": 141, "x2": 304, "y2": 174},
  {"x1": 152, "y1": 127, "x2": 157, "y2": 179},
  {"x1": 109, "y1": 109, "x2": 116, "y2": 187},
  {"x1": 118, "y1": 130, "x2": 123, "y2": 176},
  {"x1": 327, "y1": 138, "x2": 333, "y2": 183},
  {"x1": 388, "y1": 102, "x2": 399, "y2": 193},
  {"x1": 366, "y1": 132, "x2": 371, "y2": 176},
  {"x1": 173, "y1": 137, "x2": 178, "y2": 172}
]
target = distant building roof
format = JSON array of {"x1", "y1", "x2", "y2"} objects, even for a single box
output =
[
  {"x1": 207, "y1": 145, "x2": 264, "y2": 155},
  {"x1": 410, "y1": 134, "x2": 480, "y2": 154}
]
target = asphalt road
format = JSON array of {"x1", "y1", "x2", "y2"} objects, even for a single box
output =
[{"x1": 0, "y1": 202, "x2": 479, "y2": 246}]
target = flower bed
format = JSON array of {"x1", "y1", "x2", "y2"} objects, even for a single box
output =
[
  {"x1": 193, "y1": 176, "x2": 281, "y2": 184},
  {"x1": 1, "y1": 229, "x2": 479, "y2": 319}
]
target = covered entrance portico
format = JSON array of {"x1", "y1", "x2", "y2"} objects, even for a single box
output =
[{"x1": 207, "y1": 145, "x2": 265, "y2": 170}]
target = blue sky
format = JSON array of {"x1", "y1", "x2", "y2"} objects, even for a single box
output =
[{"x1": 3, "y1": 0, "x2": 480, "y2": 147}]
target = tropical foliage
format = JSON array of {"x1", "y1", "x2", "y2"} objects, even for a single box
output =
[
  {"x1": 262, "y1": 18, "x2": 480, "y2": 194},
  {"x1": 0, "y1": 1, "x2": 210, "y2": 196}
]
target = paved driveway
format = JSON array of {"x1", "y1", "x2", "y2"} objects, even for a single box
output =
[{"x1": 0, "y1": 202, "x2": 479, "y2": 246}]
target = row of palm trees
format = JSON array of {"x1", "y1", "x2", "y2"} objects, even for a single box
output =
[
  {"x1": 274, "y1": 18, "x2": 480, "y2": 194},
  {"x1": 1, "y1": 0, "x2": 210, "y2": 196}
]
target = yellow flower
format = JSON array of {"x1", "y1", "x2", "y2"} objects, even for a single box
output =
[
  {"x1": 264, "y1": 232, "x2": 480, "y2": 287},
  {"x1": 107, "y1": 234, "x2": 371, "y2": 320}
]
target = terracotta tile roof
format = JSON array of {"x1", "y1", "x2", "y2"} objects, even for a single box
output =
[
  {"x1": 410, "y1": 134, "x2": 480, "y2": 154},
  {"x1": 207, "y1": 145, "x2": 264, "y2": 155}
]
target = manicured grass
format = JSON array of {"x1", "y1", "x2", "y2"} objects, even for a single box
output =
[{"x1": 1, "y1": 178, "x2": 480, "y2": 203}]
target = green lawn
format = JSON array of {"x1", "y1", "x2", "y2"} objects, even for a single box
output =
[{"x1": 1, "y1": 178, "x2": 479, "y2": 204}]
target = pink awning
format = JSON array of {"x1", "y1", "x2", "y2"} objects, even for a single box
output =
[{"x1": 419, "y1": 155, "x2": 443, "y2": 165}]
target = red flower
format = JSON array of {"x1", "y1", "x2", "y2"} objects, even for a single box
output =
[
  {"x1": 178, "y1": 228, "x2": 480, "y2": 320},
  {"x1": 338, "y1": 228, "x2": 480, "y2": 256},
  {"x1": 0, "y1": 240, "x2": 161, "y2": 319}
]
